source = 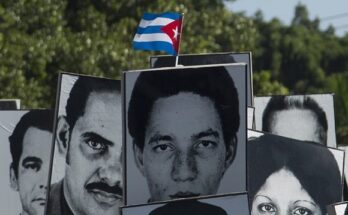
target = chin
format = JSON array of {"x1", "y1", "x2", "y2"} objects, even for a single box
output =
[
  {"x1": 87, "y1": 204, "x2": 121, "y2": 215},
  {"x1": 28, "y1": 207, "x2": 44, "y2": 215}
]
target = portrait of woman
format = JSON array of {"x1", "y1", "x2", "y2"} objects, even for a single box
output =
[{"x1": 248, "y1": 134, "x2": 342, "y2": 215}]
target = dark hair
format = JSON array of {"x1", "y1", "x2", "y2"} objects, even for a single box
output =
[
  {"x1": 262, "y1": 96, "x2": 328, "y2": 145},
  {"x1": 9, "y1": 110, "x2": 54, "y2": 177},
  {"x1": 152, "y1": 54, "x2": 236, "y2": 68},
  {"x1": 65, "y1": 75, "x2": 120, "y2": 129},
  {"x1": 128, "y1": 66, "x2": 240, "y2": 151},
  {"x1": 149, "y1": 199, "x2": 227, "y2": 215},
  {"x1": 248, "y1": 134, "x2": 342, "y2": 214}
]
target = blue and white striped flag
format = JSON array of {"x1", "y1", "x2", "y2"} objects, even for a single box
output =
[{"x1": 133, "y1": 12, "x2": 183, "y2": 55}]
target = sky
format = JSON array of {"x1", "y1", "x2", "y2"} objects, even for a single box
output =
[{"x1": 226, "y1": 0, "x2": 348, "y2": 37}]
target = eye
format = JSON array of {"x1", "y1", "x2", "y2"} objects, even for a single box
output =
[
  {"x1": 24, "y1": 163, "x2": 41, "y2": 172},
  {"x1": 86, "y1": 139, "x2": 105, "y2": 151},
  {"x1": 293, "y1": 207, "x2": 312, "y2": 215},
  {"x1": 258, "y1": 203, "x2": 276, "y2": 214},
  {"x1": 196, "y1": 140, "x2": 217, "y2": 149},
  {"x1": 153, "y1": 144, "x2": 174, "y2": 153}
]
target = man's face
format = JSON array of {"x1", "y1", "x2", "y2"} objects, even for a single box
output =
[
  {"x1": 64, "y1": 91, "x2": 122, "y2": 215},
  {"x1": 269, "y1": 109, "x2": 325, "y2": 145},
  {"x1": 135, "y1": 92, "x2": 233, "y2": 202},
  {"x1": 14, "y1": 127, "x2": 52, "y2": 215}
]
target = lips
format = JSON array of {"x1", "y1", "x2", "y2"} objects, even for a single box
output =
[
  {"x1": 169, "y1": 191, "x2": 200, "y2": 199},
  {"x1": 88, "y1": 189, "x2": 122, "y2": 207},
  {"x1": 32, "y1": 197, "x2": 46, "y2": 206}
]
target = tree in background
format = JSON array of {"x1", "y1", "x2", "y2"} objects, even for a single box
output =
[
  {"x1": 0, "y1": 0, "x2": 258, "y2": 108},
  {"x1": 325, "y1": 73, "x2": 348, "y2": 145}
]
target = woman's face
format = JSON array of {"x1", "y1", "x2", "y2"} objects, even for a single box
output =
[{"x1": 251, "y1": 168, "x2": 322, "y2": 215}]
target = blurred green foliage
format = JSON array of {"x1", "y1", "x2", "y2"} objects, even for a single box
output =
[
  {"x1": 0, "y1": 1, "x2": 348, "y2": 143},
  {"x1": 252, "y1": 71, "x2": 289, "y2": 96},
  {"x1": 325, "y1": 73, "x2": 348, "y2": 145},
  {"x1": 0, "y1": 0, "x2": 257, "y2": 108}
]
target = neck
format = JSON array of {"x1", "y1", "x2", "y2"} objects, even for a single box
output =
[{"x1": 63, "y1": 179, "x2": 79, "y2": 215}]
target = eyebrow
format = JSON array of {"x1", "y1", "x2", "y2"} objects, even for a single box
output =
[
  {"x1": 254, "y1": 195, "x2": 273, "y2": 202},
  {"x1": 22, "y1": 156, "x2": 42, "y2": 166},
  {"x1": 148, "y1": 134, "x2": 173, "y2": 144},
  {"x1": 82, "y1": 132, "x2": 114, "y2": 146},
  {"x1": 192, "y1": 128, "x2": 220, "y2": 140},
  {"x1": 293, "y1": 200, "x2": 317, "y2": 207}
]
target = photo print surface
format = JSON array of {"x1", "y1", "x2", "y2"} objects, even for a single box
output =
[
  {"x1": 338, "y1": 145, "x2": 348, "y2": 200},
  {"x1": 327, "y1": 201, "x2": 348, "y2": 215},
  {"x1": 124, "y1": 64, "x2": 247, "y2": 205},
  {"x1": 254, "y1": 94, "x2": 337, "y2": 147},
  {"x1": 121, "y1": 192, "x2": 250, "y2": 215},
  {"x1": 247, "y1": 129, "x2": 264, "y2": 140},
  {"x1": 47, "y1": 73, "x2": 123, "y2": 215},
  {"x1": 248, "y1": 107, "x2": 255, "y2": 129},
  {"x1": 150, "y1": 52, "x2": 253, "y2": 106},
  {"x1": 248, "y1": 130, "x2": 344, "y2": 178},
  {"x1": 0, "y1": 110, "x2": 53, "y2": 215},
  {"x1": 248, "y1": 132, "x2": 344, "y2": 215}
]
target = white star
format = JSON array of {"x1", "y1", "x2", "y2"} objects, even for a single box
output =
[{"x1": 173, "y1": 26, "x2": 179, "y2": 40}]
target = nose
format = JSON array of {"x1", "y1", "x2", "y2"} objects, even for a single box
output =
[
  {"x1": 171, "y1": 152, "x2": 198, "y2": 182},
  {"x1": 37, "y1": 165, "x2": 49, "y2": 191},
  {"x1": 98, "y1": 156, "x2": 123, "y2": 186},
  {"x1": 39, "y1": 184, "x2": 47, "y2": 190}
]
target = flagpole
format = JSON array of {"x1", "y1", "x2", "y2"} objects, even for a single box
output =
[{"x1": 175, "y1": 13, "x2": 185, "y2": 67}]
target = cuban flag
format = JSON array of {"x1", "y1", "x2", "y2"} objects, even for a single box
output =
[{"x1": 133, "y1": 12, "x2": 183, "y2": 55}]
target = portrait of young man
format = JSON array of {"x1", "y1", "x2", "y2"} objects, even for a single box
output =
[
  {"x1": 124, "y1": 64, "x2": 247, "y2": 205},
  {"x1": 0, "y1": 110, "x2": 53, "y2": 215},
  {"x1": 254, "y1": 94, "x2": 337, "y2": 147},
  {"x1": 46, "y1": 73, "x2": 123, "y2": 215},
  {"x1": 121, "y1": 193, "x2": 250, "y2": 215}
]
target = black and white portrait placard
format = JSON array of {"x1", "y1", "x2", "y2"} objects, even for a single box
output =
[
  {"x1": 0, "y1": 99, "x2": 20, "y2": 110},
  {"x1": 254, "y1": 94, "x2": 337, "y2": 147},
  {"x1": 150, "y1": 52, "x2": 253, "y2": 106},
  {"x1": 0, "y1": 110, "x2": 53, "y2": 215},
  {"x1": 124, "y1": 64, "x2": 247, "y2": 205},
  {"x1": 248, "y1": 133, "x2": 344, "y2": 215},
  {"x1": 248, "y1": 107, "x2": 255, "y2": 129},
  {"x1": 121, "y1": 192, "x2": 250, "y2": 215},
  {"x1": 47, "y1": 73, "x2": 122, "y2": 215},
  {"x1": 327, "y1": 201, "x2": 348, "y2": 215},
  {"x1": 247, "y1": 129, "x2": 264, "y2": 140}
]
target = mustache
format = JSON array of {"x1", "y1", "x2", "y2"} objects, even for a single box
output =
[
  {"x1": 85, "y1": 182, "x2": 123, "y2": 197},
  {"x1": 170, "y1": 192, "x2": 200, "y2": 199}
]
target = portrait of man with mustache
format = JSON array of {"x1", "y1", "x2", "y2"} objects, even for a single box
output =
[{"x1": 47, "y1": 74, "x2": 123, "y2": 215}]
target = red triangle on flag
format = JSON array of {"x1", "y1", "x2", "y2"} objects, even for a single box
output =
[{"x1": 161, "y1": 18, "x2": 182, "y2": 53}]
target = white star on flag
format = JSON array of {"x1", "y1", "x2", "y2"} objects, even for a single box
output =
[{"x1": 173, "y1": 27, "x2": 179, "y2": 40}]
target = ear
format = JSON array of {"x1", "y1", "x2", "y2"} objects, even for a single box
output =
[
  {"x1": 133, "y1": 141, "x2": 146, "y2": 176},
  {"x1": 56, "y1": 116, "x2": 70, "y2": 156},
  {"x1": 10, "y1": 164, "x2": 18, "y2": 191},
  {"x1": 224, "y1": 136, "x2": 237, "y2": 171}
]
